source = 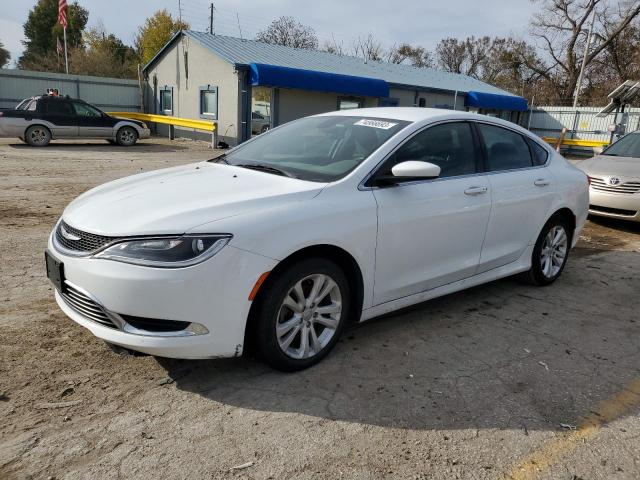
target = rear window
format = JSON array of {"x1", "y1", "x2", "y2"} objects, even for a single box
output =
[
  {"x1": 478, "y1": 123, "x2": 533, "y2": 171},
  {"x1": 527, "y1": 138, "x2": 549, "y2": 166}
]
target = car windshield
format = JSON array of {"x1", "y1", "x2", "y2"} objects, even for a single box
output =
[
  {"x1": 211, "y1": 116, "x2": 410, "y2": 182},
  {"x1": 602, "y1": 132, "x2": 640, "y2": 158}
]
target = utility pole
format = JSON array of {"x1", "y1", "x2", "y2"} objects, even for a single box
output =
[
  {"x1": 178, "y1": 0, "x2": 183, "y2": 24},
  {"x1": 573, "y1": 8, "x2": 596, "y2": 108},
  {"x1": 236, "y1": 13, "x2": 243, "y2": 39},
  {"x1": 209, "y1": 3, "x2": 215, "y2": 34}
]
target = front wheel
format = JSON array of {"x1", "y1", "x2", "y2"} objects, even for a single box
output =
[
  {"x1": 115, "y1": 126, "x2": 138, "y2": 146},
  {"x1": 254, "y1": 258, "x2": 350, "y2": 371},
  {"x1": 526, "y1": 216, "x2": 571, "y2": 286}
]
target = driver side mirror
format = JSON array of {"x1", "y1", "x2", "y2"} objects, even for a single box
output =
[{"x1": 373, "y1": 160, "x2": 441, "y2": 187}]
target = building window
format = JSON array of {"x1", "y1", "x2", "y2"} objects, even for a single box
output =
[
  {"x1": 160, "y1": 87, "x2": 173, "y2": 115},
  {"x1": 199, "y1": 86, "x2": 218, "y2": 119},
  {"x1": 338, "y1": 97, "x2": 363, "y2": 110}
]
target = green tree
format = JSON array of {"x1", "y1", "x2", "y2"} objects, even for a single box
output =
[
  {"x1": 0, "y1": 41, "x2": 9, "y2": 68},
  {"x1": 19, "y1": 0, "x2": 88, "y2": 69},
  {"x1": 135, "y1": 10, "x2": 188, "y2": 65}
]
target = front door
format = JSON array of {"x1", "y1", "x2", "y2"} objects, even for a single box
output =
[
  {"x1": 474, "y1": 122, "x2": 557, "y2": 272},
  {"x1": 71, "y1": 101, "x2": 114, "y2": 138},
  {"x1": 371, "y1": 121, "x2": 492, "y2": 305}
]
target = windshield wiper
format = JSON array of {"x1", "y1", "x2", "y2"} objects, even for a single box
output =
[
  {"x1": 236, "y1": 163, "x2": 296, "y2": 178},
  {"x1": 209, "y1": 154, "x2": 228, "y2": 164}
]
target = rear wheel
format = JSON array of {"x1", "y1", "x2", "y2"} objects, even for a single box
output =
[
  {"x1": 116, "y1": 126, "x2": 138, "y2": 146},
  {"x1": 526, "y1": 215, "x2": 571, "y2": 286},
  {"x1": 25, "y1": 125, "x2": 51, "y2": 147},
  {"x1": 254, "y1": 258, "x2": 350, "y2": 371}
]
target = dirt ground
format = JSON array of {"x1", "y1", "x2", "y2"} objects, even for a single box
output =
[{"x1": 1, "y1": 137, "x2": 639, "y2": 480}]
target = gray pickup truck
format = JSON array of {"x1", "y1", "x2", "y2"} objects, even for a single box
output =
[{"x1": 0, "y1": 94, "x2": 150, "y2": 146}]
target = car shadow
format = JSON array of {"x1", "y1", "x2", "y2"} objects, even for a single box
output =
[
  {"x1": 7, "y1": 141, "x2": 193, "y2": 153},
  {"x1": 588, "y1": 215, "x2": 640, "y2": 235},
  {"x1": 156, "y1": 252, "x2": 640, "y2": 431}
]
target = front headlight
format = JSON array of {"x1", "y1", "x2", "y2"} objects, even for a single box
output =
[{"x1": 94, "y1": 234, "x2": 231, "y2": 267}]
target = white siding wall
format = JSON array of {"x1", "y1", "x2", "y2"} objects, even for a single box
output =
[{"x1": 145, "y1": 37, "x2": 239, "y2": 143}]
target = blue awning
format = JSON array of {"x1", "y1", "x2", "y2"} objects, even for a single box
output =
[
  {"x1": 249, "y1": 63, "x2": 389, "y2": 98},
  {"x1": 465, "y1": 91, "x2": 528, "y2": 111}
]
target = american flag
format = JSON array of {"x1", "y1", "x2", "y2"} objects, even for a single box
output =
[
  {"x1": 58, "y1": 0, "x2": 68, "y2": 29},
  {"x1": 56, "y1": 36, "x2": 63, "y2": 54}
]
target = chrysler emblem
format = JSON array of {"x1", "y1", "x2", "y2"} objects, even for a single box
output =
[
  {"x1": 608, "y1": 177, "x2": 621, "y2": 185},
  {"x1": 60, "y1": 225, "x2": 81, "y2": 241}
]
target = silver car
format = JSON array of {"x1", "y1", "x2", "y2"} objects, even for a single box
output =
[{"x1": 576, "y1": 131, "x2": 640, "y2": 222}]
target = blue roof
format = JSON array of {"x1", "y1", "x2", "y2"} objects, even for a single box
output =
[
  {"x1": 465, "y1": 91, "x2": 528, "y2": 111},
  {"x1": 250, "y1": 63, "x2": 389, "y2": 97},
  {"x1": 146, "y1": 31, "x2": 519, "y2": 98}
]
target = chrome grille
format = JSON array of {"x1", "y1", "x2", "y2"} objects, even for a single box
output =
[
  {"x1": 60, "y1": 282, "x2": 118, "y2": 329},
  {"x1": 590, "y1": 176, "x2": 640, "y2": 195},
  {"x1": 55, "y1": 221, "x2": 116, "y2": 253}
]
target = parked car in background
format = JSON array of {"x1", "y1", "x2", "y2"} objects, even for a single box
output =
[
  {"x1": 0, "y1": 94, "x2": 150, "y2": 146},
  {"x1": 46, "y1": 108, "x2": 588, "y2": 371},
  {"x1": 251, "y1": 111, "x2": 270, "y2": 135},
  {"x1": 576, "y1": 130, "x2": 640, "y2": 222}
]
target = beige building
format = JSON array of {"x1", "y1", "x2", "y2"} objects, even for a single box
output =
[{"x1": 143, "y1": 31, "x2": 528, "y2": 146}]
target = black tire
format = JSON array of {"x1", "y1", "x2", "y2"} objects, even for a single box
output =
[
  {"x1": 525, "y1": 215, "x2": 572, "y2": 286},
  {"x1": 254, "y1": 257, "x2": 351, "y2": 371},
  {"x1": 261, "y1": 124, "x2": 270, "y2": 133},
  {"x1": 115, "y1": 126, "x2": 138, "y2": 146},
  {"x1": 25, "y1": 125, "x2": 51, "y2": 147}
]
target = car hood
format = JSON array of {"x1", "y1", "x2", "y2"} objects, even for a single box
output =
[
  {"x1": 576, "y1": 154, "x2": 640, "y2": 179},
  {"x1": 62, "y1": 162, "x2": 324, "y2": 236}
]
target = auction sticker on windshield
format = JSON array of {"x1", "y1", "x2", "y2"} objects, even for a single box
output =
[{"x1": 354, "y1": 119, "x2": 398, "y2": 130}]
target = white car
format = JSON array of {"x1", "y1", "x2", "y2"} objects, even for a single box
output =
[{"x1": 46, "y1": 108, "x2": 589, "y2": 371}]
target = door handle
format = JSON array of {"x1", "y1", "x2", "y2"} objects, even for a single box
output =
[
  {"x1": 534, "y1": 178, "x2": 550, "y2": 187},
  {"x1": 464, "y1": 186, "x2": 488, "y2": 196}
]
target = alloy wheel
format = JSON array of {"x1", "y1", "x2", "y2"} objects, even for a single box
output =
[
  {"x1": 276, "y1": 273, "x2": 342, "y2": 359},
  {"x1": 540, "y1": 225, "x2": 568, "y2": 279}
]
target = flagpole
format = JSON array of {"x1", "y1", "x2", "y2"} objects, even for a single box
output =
[{"x1": 63, "y1": 26, "x2": 69, "y2": 74}]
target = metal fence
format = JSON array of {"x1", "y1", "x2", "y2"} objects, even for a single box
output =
[
  {"x1": 0, "y1": 69, "x2": 141, "y2": 111},
  {"x1": 525, "y1": 105, "x2": 640, "y2": 143}
]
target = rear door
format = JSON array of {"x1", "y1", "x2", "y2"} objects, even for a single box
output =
[
  {"x1": 475, "y1": 122, "x2": 556, "y2": 273},
  {"x1": 42, "y1": 98, "x2": 77, "y2": 137},
  {"x1": 71, "y1": 101, "x2": 114, "y2": 138}
]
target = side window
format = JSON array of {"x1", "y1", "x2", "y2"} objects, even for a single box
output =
[
  {"x1": 478, "y1": 123, "x2": 533, "y2": 171},
  {"x1": 160, "y1": 88, "x2": 173, "y2": 115},
  {"x1": 527, "y1": 138, "x2": 549, "y2": 166},
  {"x1": 382, "y1": 122, "x2": 477, "y2": 179},
  {"x1": 27, "y1": 100, "x2": 38, "y2": 111},
  {"x1": 72, "y1": 101, "x2": 102, "y2": 117},
  {"x1": 46, "y1": 100, "x2": 73, "y2": 115},
  {"x1": 200, "y1": 86, "x2": 218, "y2": 118}
]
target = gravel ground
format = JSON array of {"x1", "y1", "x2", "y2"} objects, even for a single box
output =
[{"x1": 1, "y1": 138, "x2": 639, "y2": 480}]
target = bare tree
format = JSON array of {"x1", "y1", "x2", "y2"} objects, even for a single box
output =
[
  {"x1": 521, "y1": 0, "x2": 640, "y2": 104},
  {"x1": 435, "y1": 36, "x2": 494, "y2": 78},
  {"x1": 387, "y1": 43, "x2": 434, "y2": 68},
  {"x1": 256, "y1": 16, "x2": 318, "y2": 50},
  {"x1": 352, "y1": 33, "x2": 385, "y2": 62},
  {"x1": 322, "y1": 35, "x2": 346, "y2": 56}
]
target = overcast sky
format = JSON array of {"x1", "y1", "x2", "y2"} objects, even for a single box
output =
[{"x1": 1, "y1": 0, "x2": 539, "y2": 66}]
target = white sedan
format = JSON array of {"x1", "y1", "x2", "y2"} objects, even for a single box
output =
[{"x1": 46, "y1": 108, "x2": 589, "y2": 371}]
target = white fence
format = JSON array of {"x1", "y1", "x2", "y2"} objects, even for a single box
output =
[{"x1": 526, "y1": 105, "x2": 640, "y2": 143}]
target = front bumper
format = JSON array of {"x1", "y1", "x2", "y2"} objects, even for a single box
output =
[
  {"x1": 47, "y1": 234, "x2": 277, "y2": 359},
  {"x1": 588, "y1": 189, "x2": 640, "y2": 222}
]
